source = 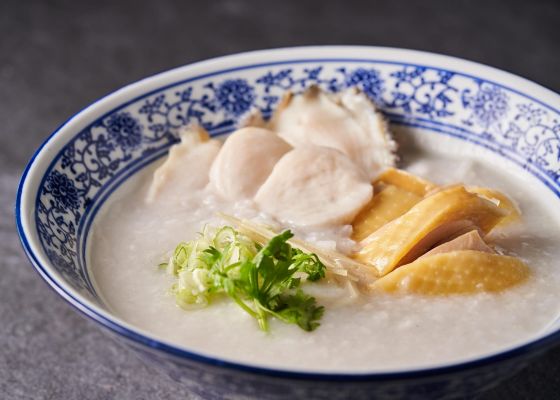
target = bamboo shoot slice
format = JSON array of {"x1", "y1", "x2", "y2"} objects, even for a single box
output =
[{"x1": 218, "y1": 213, "x2": 379, "y2": 288}]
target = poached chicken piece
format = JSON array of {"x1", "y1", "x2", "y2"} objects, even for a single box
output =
[
  {"x1": 147, "y1": 126, "x2": 221, "y2": 203},
  {"x1": 255, "y1": 145, "x2": 373, "y2": 228},
  {"x1": 209, "y1": 127, "x2": 292, "y2": 201},
  {"x1": 355, "y1": 186, "x2": 506, "y2": 276},
  {"x1": 420, "y1": 229, "x2": 494, "y2": 259}
]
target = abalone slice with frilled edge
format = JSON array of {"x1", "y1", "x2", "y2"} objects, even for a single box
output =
[
  {"x1": 247, "y1": 86, "x2": 397, "y2": 179},
  {"x1": 147, "y1": 125, "x2": 221, "y2": 203}
]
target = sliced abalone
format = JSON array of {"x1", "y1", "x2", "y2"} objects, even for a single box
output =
[
  {"x1": 262, "y1": 86, "x2": 397, "y2": 179},
  {"x1": 254, "y1": 145, "x2": 373, "y2": 227},
  {"x1": 147, "y1": 125, "x2": 221, "y2": 203},
  {"x1": 209, "y1": 127, "x2": 292, "y2": 201}
]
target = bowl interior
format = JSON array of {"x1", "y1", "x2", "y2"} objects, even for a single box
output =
[{"x1": 17, "y1": 46, "x2": 560, "y2": 374}]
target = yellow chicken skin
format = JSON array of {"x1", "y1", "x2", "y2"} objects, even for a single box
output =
[
  {"x1": 354, "y1": 186, "x2": 506, "y2": 276},
  {"x1": 376, "y1": 168, "x2": 437, "y2": 196},
  {"x1": 351, "y1": 184, "x2": 422, "y2": 242},
  {"x1": 370, "y1": 250, "x2": 530, "y2": 295},
  {"x1": 351, "y1": 169, "x2": 437, "y2": 241},
  {"x1": 467, "y1": 186, "x2": 521, "y2": 226}
]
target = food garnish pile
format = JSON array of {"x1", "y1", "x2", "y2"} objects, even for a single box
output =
[
  {"x1": 160, "y1": 227, "x2": 325, "y2": 332},
  {"x1": 152, "y1": 86, "x2": 529, "y2": 332}
]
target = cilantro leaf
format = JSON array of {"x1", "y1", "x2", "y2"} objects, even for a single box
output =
[
  {"x1": 292, "y1": 250, "x2": 326, "y2": 282},
  {"x1": 160, "y1": 226, "x2": 327, "y2": 332},
  {"x1": 276, "y1": 289, "x2": 325, "y2": 332}
]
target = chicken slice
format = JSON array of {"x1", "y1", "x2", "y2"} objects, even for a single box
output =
[
  {"x1": 146, "y1": 126, "x2": 221, "y2": 203},
  {"x1": 352, "y1": 184, "x2": 422, "y2": 242},
  {"x1": 420, "y1": 230, "x2": 494, "y2": 259},
  {"x1": 354, "y1": 186, "x2": 506, "y2": 276},
  {"x1": 209, "y1": 127, "x2": 292, "y2": 201},
  {"x1": 370, "y1": 250, "x2": 530, "y2": 295},
  {"x1": 467, "y1": 186, "x2": 521, "y2": 227},
  {"x1": 352, "y1": 169, "x2": 438, "y2": 241},
  {"x1": 254, "y1": 145, "x2": 373, "y2": 228},
  {"x1": 376, "y1": 168, "x2": 437, "y2": 196},
  {"x1": 266, "y1": 87, "x2": 397, "y2": 179}
]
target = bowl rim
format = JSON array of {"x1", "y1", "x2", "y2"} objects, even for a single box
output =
[{"x1": 15, "y1": 45, "x2": 560, "y2": 381}]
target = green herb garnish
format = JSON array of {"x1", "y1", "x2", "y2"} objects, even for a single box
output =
[{"x1": 161, "y1": 226, "x2": 326, "y2": 332}]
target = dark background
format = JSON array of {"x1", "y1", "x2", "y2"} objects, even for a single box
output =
[{"x1": 1, "y1": 0, "x2": 559, "y2": 398}]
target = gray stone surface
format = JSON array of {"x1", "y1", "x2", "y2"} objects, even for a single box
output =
[{"x1": 1, "y1": 0, "x2": 559, "y2": 399}]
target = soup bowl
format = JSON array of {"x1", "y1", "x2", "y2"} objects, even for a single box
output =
[{"x1": 16, "y1": 46, "x2": 560, "y2": 399}]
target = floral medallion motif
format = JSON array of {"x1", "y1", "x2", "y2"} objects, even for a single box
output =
[
  {"x1": 105, "y1": 112, "x2": 144, "y2": 150},
  {"x1": 45, "y1": 171, "x2": 81, "y2": 210},
  {"x1": 462, "y1": 82, "x2": 509, "y2": 129},
  {"x1": 340, "y1": 67, "x2": 385, "y2": 103},
  {"x1": 210, "y1": 79, "x2": 256, "y2": 116}
]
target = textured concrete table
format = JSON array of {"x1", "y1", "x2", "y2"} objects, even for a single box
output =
[{"x1": 2, "y1": 1, "x2": 559, "y2": 398}]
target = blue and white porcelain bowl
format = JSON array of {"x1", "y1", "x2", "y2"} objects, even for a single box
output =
[{"x1": 16, "y1": 46, "x2": 560, "y2": 400}]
